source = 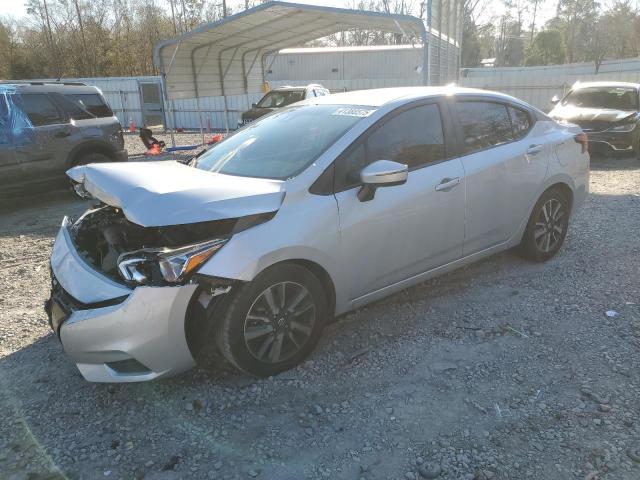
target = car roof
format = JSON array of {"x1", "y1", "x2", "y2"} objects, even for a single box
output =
[
  {"x1": 297, "y1": 86, "x2": 527, "y2": 108},
  {"x1": 572, "y1": 81, "x2": 640, "y2": 90},
  {"x1": 0, "y1": 82, "x2": 103, "y2": 95},
  {"x1": 271, "y1": 84, "x2": 325, "y2": 92}
]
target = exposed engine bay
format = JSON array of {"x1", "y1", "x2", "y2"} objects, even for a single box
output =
[{"x1": 70, "y1": 205, "x2": 274, "y2": 285}]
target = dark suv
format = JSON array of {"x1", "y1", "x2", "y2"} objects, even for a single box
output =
[
  {"x1": 549, "y1": 81, "x2": 640, "y2": 158},
  {"x1": 0, "y1": 82, "x2": 127, "y2": 195},
  {"x1": 238, "y1": 84, "x2": 330, "y2": 127}
]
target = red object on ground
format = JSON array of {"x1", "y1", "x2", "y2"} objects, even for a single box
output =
[
  {"x1": 144, "y1": 144, "x2": 163, "y2": 156},
  {"x1": 128, "y1": 118, "x2": 136, "y2": 133},
  {"x1": 206, "y1": 133, "x2": 225, "y2": 145},
  {"x1": 176, "y1": 127, "x2": 184, "y2": 133}
]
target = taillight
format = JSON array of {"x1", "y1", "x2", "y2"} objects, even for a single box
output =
[{"x1": 574, "y1": 132, "x2": 588, "y2": 153}]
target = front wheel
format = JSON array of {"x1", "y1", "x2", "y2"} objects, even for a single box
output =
[
  {"x1": 517, "y1": 188, "x2": 570, "y2": 262},
  {"x1": 215, "y1": 263, "x2": 327, "y2": 376}
]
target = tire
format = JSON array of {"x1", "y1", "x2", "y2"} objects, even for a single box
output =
[
  {"x1": 76, "y1": 151, "x2": 112, "y2": 166},
  {"x1": 517, "y1": 188, "x2": 570, "y2": 262},
  {"x1": 215, "y1": 263, "x2": 327, "y2": 377}
]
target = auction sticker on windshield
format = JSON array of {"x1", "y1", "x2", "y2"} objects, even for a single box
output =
[{"x1": 332, "y1": 107, "x2": 375, "y2": 117}]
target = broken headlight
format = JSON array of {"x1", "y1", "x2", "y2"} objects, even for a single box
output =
[{"x1": 117, "y1": 238, "x2": 227, "y2": 285}]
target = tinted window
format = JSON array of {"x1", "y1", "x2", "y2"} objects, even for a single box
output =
[
  {"x1": 66, "y1": 94, "x2": 113, "y2": 118},
  {"x1": 456, "y1": 101, "x2": 513, "y2": 153},
  {"x1": 508, "y1": 106, "x2": 531, "y2": 139},
  {"x1": 52, "y1": 93, "x2": 94, "y2": 120},
  {"x1": 335, "y1": 103, "x2": 446, "y2": 190},
  {"x1": 20, "y1": 94, "x2": 64, "y2": 126},
  {"x1": 194, "y1": 104, "x2": 370, "y2": 180},
  {"x1": 561, "y1": 87, "x2": 638, "y2": 111},
  {"x1": 256, "y1": 91, "x2": 304, "y2": 108}
]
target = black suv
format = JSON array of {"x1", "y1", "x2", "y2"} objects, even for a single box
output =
[
  {"x1": 238, "y1": 84, "x2": 330, "y2": 127},
  {"x1": 0, "y1": 82, "x2": 127, "y2": 195},
  {"x1": 549, "y1": 81, "x2": 640, "y2": 158}
]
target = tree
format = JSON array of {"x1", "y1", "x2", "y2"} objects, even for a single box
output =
[{"x1": 524, "y1": 29, "x2": 565, "y2": 65}]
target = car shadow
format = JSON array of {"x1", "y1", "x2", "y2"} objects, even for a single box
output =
[{"x1": 589, "y1": 153, "x2": 639, "y2": 171}]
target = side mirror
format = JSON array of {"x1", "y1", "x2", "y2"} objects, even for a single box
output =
[
  {"x1": 251, "y1": 103, "x2": 257, "y2": 108},
  {"x1": 550, "y1": 95, "x2": 560, "y2": 105},
  {"x1": 358, "y1": 160, "x2": 408, "y2": 202}
]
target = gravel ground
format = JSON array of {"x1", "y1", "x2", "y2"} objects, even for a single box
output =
[{"x1": 1, "y1": 155, "x2": 639, "y2": 480}]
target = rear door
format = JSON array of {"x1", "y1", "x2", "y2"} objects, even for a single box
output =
[
  {"x1": 334, "y1": 100, "x2": 466, "y2": 299},
  {"x1": 452, "y1": 99, "x2": 549, "y2": 255},
  {"x1": 139, "y1": 81, "x2": 165, "y2": 128},
  {"x1": 16, "y1": 93, "x2": 73, "y2": 180}
]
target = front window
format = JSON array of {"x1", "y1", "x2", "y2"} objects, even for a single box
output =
[
  {"x1": 256, "y1": 90, "x2": 305, "y2": 108},
  {"x1": 193, "y1": 104, "x2": 374, "y2": 180},
  {"x1": 561, "y1": 87, "x2": 639, "y2": 111}
]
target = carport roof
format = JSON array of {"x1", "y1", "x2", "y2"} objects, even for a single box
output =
[{"x1": 154, "y1": 1, "x2": 428, "y2": 101}]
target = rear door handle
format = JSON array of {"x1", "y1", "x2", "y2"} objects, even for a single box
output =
[
  {"x1": 526, "y1": 144, "x2": 544, "y2": 155},
  {"x1": 435, "y1": 177, "x2": 461, "y2": 192}
]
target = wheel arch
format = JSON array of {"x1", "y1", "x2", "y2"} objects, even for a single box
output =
[{"x1": 66, "y1": 140, "x2": 117, "y2": 167}]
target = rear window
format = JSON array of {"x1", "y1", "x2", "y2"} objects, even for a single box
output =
[
  {"x1": 455, "y1": 101, "x2": 513, "y2": 154},
  {"x1": 65, "y1": 93, "x2": 113, "y2": 118}
]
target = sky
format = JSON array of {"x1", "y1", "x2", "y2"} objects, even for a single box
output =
[{"x1": 0, "y1": 0, "x2": 566, "y2": 32}]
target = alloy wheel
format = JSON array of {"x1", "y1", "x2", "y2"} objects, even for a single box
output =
[
  {"x1": 243, "y1": 282, "x2": 316, "y2": 363},
  {"x1": 534, "y1": 198, "x2": 565, "y2": 253}
]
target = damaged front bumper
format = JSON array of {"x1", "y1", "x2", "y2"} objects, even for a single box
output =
[{"x1": 47, "y1": 217, "x2": 197, "y2": 382}]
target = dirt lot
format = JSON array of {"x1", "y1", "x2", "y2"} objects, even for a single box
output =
[{"x1": 1, "y1": 155, "x2": 639, "y2": 480}]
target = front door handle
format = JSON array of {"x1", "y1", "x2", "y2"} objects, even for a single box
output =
[
  {"x1": 435, "y1": 177, "x2": 461, "y2": 192},
  {"x1": 526, "y1": 144, "x2": 543, "y2": 155},
  {"x1": 54, "y1": 130, "x2": 71, "y2": 138}
]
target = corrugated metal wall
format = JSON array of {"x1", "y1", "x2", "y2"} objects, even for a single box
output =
[{"x1": 459, "y1": 58, "x2": 640, "y2": 111}]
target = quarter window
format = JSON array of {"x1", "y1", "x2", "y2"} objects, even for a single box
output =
[
  {"x1": 335, "y1": 103, "x2": 446, "y2": 190},
  {"x1": 20, "y1": 94, "x2": 64, "y2": 126},
  {"x1": 66, "y1": 94, "x2": 113, "y2": 118},
  {"x1": 508, "y1": 106, "x2": 531, "y2": 139},
  {"x1": 455, "y1": 101, "x2": 513, "y2": 153}
]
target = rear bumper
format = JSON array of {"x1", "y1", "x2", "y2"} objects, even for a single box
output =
[{"x1": 48, "y1": 218, "x2": 196, "y2": 382}]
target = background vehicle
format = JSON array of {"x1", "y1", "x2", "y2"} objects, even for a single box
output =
[
  {"x1": 549, "y1": 81, "x2": 640, "y2": 159},
  {"x1": 238, "y1": 84, "x2": 330, "y2": 126},
  {"x1": 48, "y1": 87, "x2": 589, "y2": 382},
  {"x1": 0, "y1": 82, "x2": 127, "y2": 196}
]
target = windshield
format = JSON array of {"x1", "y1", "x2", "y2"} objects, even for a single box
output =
[
  {"x1": 256, "y1": 90, "x2": 305, "y2": 108},
  {"x1": 193, "y1": 104, "x2": 374, "y2": 180},
  {"x1": 562, "y1": 87, "x2": 639, "y2": 110}
]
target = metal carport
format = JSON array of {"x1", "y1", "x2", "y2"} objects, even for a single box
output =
[{"x1": 153, "y1": 1, "x2": 430, "y2": 137}]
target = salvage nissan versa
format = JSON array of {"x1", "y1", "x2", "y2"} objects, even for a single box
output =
[{"x1": 46, "y1": 87, "x2": 589, "y2": 382}]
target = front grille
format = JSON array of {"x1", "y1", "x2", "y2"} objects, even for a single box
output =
[
  {"x1": 50, "y1": 272, "x2": 128, "y2": 312},
  {"x1": 576, "y1": 120, "x2": 612, "y2": 132}
]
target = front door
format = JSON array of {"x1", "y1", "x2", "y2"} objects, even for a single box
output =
[
  {"x1": 139, "y1": 81, "x2": 165, "y2": 128},
  {"x1": 334, "y1": 102, "x2": 466, "y2": 300},
  {"x1": 0, "y1": 93, "x2": 20, "y2": 189}
]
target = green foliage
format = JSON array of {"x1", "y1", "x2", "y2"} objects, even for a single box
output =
[{"x1": 524, "y1": 29, "x2": 565, "y2": 66}]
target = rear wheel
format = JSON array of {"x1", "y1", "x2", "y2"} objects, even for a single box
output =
[
  {"x1": 76, "y1": 151, "x2": 111, "y2": 166},
  {"x1": 215, "y1": 263, "x2": 327, "y2": 376},
  {"x1": 517, "y1": 188, "x2": 570, "y2": 262}
]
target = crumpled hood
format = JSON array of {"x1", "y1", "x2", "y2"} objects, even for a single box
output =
[
  {"x1": 549, "y1": 105, "x2": 637, "y2": 124},
  {"x1": 67, "y1": 161, "x2": 285, "y2": 227}
]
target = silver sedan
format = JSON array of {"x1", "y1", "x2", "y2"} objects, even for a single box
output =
[{"x1": 46, "y1": 87, "x2": 589, "y2": 382}]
